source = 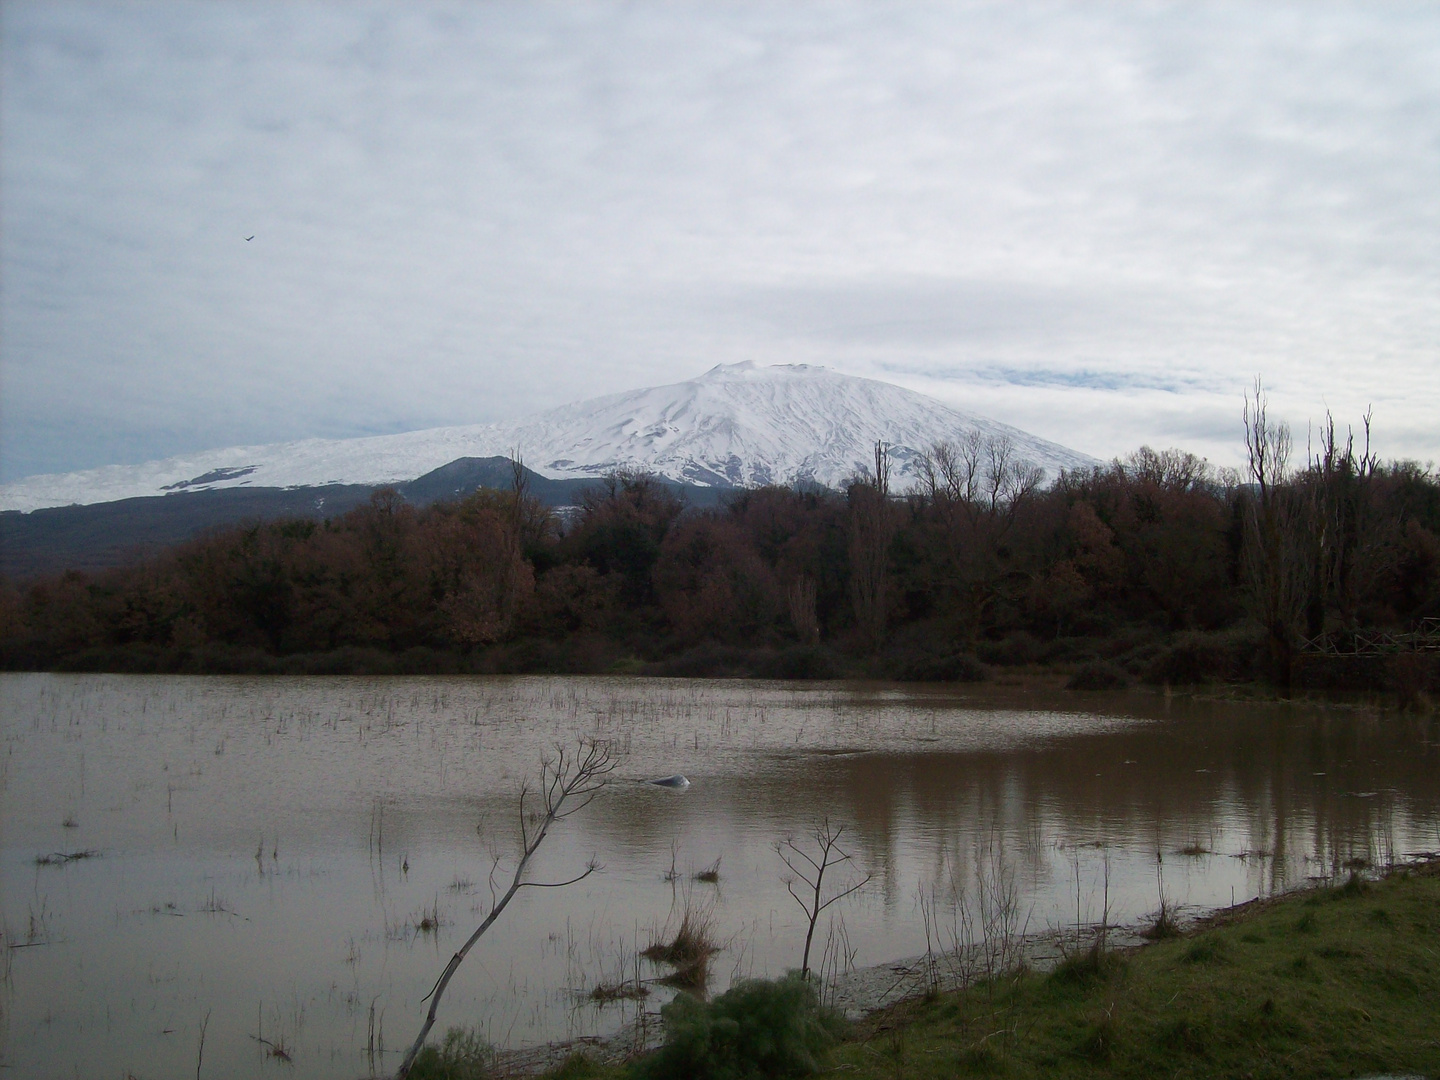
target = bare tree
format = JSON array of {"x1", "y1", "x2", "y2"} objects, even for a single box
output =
[
  {"x1": 849, "y1": 441, "x2": 896, "y2": 652},
  {"x1": 1301, "y1": 410, "x2": 1395, "y2": 641},
  {"x1": 872, "y1": 440, "x2": 891, "y2": 499},
  {"x1": 1121, "y1": 446, "x2": 1214, "y2": 493},
  {"x1": 1241, "y1": 379, "x2": 1307, "y2": 691},
  {"x1": 788, "y1": 573, "x2": 820, "y2": 645},
  {"x1": 508, "y1": 449, "x2": 529, "y2": 540},
  {"x1": 918, "y1": 432, "x2": 982, "y2": 509},
  {"x1": 503, "y1": 449, "x2": 560, "y2": 550},
  {"x1": 982, "y1": 435, "x2": 1044, "y2": 517},
  {"x1": 914, "y1": 432, "x2": 1045, "y2": 647},
  {"x1": 918, "y1": 432, "x2": 1042, "y2": 526},
  {"x1": 396, "y1": 739, "x2": 619, "y2": 1078},
  {"x1": 776, "y1": 819, "x2": 872, "y2": 980}
]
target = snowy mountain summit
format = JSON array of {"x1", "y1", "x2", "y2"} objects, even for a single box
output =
[
  {"x1": 516, "y1": 361, "x2": 1093, "y2": 488},
  {"x1": 1, "y1": 363, "x2": 1094, "y2": 511}
]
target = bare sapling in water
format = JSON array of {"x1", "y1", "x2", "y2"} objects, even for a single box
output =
[
  {"x1": 395, "y1": 738, "x2": 619, "y2": 1078},
  {"x1": 776, "y1": 818, "x2": 872, "y2": 979},
  {"x1": 1144, "y1": 850, "x2": 1181, "y2": 940}
]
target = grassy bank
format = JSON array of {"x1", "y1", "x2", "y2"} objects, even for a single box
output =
[
  {"x1": 522, "y1": 862, "x2": 1439, "y2": 1080},
  {"x1": 831, "y1": 863, "x2": 1440, "y2": 1080}
]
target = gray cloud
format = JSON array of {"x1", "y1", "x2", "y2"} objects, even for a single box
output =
[
  {"x1": 2, "y1": 1, "x2": 1437, "y2": 482},
  {"x1": 719, "y1": 279, "x2": 1183, "y2": 347}
]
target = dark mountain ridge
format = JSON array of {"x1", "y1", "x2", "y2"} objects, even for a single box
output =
[{"x1": 0, "y1": 456, "x2": 726, "y2": 579}]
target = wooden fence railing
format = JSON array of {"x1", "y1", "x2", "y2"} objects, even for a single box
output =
[{"x1": 1297, "y1": 618, "x2": 1440, "y2": 656}]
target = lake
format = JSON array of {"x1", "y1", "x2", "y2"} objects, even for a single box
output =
[{"x1": 2, "y1": 674, "x2": 1436, "y2": 1077}]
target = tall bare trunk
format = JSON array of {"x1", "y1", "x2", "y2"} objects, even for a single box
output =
[{"x1": 849, "y1": 443, "x2": 894, "y2": 654}]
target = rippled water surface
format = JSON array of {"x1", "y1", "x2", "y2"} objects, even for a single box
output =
[{"x1": 2, "y1": 674, "x2": 1437, "y2": 1077}]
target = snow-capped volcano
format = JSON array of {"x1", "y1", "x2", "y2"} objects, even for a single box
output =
[{"x1": 1, "y1": 363, "x2": 1095, "y2": 512}]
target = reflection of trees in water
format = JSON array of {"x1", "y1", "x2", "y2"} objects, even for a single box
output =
[
  {"x1": 579, "y1": 705, "x2": 1437, "y2": 931},
  {"x1": 605, "y1": 710, "x2": 1436, "y2": 903}
]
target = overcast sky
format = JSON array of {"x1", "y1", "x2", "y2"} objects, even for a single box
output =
[{"x1": 2, "y1": 1, "x2": 1437, "y2": 484}]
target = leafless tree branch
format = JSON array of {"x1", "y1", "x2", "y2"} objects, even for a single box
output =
[
  {"x1": 775, "y1": 818, "x2": 872, "y2": 979},
  {"x1": 396, "y1": 738, "x2": 619, "y2": 1077}
]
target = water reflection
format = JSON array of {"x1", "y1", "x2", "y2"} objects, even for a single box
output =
[{"x1": 1, "y1": 674, "x2": 1435, "y2": 1078}]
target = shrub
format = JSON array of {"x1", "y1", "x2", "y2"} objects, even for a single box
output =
[
  {"x1": 1077, "y1": 1010, "x2": 1120, "y2": 1062},
  {"x1": 1049, "y1": 940, "x2": 1124, "y2": 988},
  {"x1": 1143, "y1": 897, "x2": 1181, "y2": 940},
  {"x1": 1181, "y1": 939, "x2": 1227, "y2": 964},
  {"x1": 761, "y1": 644, "x2": 842, "y2": 680},
  {"x1": 976, "y1": 632, "x2": 1040, "y2": 667},
  {"x1": 1117, "y1": 640, "x2": 1164, "y2": 675},
  {"x1": 1037, "y1": 636, "x2": 1100, "y2": 665},
  {"x1": 644, "y1": 642, "x2": 750, "y2": 678},
  {"x1": 1066, "y1": 661, "x2": 1130, "y2": 690},
  {"x1": 407, "y1": 1026, "x2": 493, "y2": 1080},
  {"x1": 632, "y1": 975, "x2": 843, "y2": 1080},
  {"x1": 1158, "y1": 1016, "x2": 1210, "y2": 1056},
  {"x1": 1142, "y1": 630, "x2": 1257, "y2": 686},
  {"x1": 642, "y1": 896, "x2": 720, "y2": 990},
  {"x1": 1340, "y1": 871, "x2": 1370, "y2": 898},
  {"x1": 895, "y1": 651, "x2": 990, "y2": 683},
  {"x1": 543, "y1": 1053, "x2": 603, "y2": 1079}
]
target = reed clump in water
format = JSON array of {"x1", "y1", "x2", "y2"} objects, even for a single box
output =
[
  {"x1": 643, "y1": 896, "x2": 721, "y2": 990},
  {"x1": 642, "y1": 900, "x2": 719, "y2": 968},
  {"x1": 588, "y1": 981, "x2": 650, "y2": 1004},
  {"x1": 656, "y1": 955, "x2": 711, "y2": 993},
  {"x1": 413, "y1": 897, "x2": 447, "y2": 936}
]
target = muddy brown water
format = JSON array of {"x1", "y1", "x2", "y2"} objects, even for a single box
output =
[{"x1": 2, "y1": 674, "x2": 1436, "y2": 1077}]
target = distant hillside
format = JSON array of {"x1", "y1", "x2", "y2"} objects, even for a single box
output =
[
  {"x1": 0, "y1": 457, "x2": 724, "y2": 579},
  {"x1": 0, "y1": 363, "x2": 1095, "y2": 512}
]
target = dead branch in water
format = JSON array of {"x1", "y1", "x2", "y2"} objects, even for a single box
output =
[{"x1": 395, "y1": 738, "x2": 618, "y2": 1078}]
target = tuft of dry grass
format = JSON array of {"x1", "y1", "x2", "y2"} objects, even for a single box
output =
[
  {"x1": 694, "y1": 857, "x2": 722, "y2": 884},
  {"x1": 656, "y1": 955, "x2": 712, "y2": 992},
  {"x1": 1142, "y1": 895, "x2": 1182, "y2": 940},
  {"x1": 642, "y1": 899, "x2": 719, "y2": 968},
  {"x1": 588, "y1": 980, "x2": 650, "y2": 1004},
  {"x1": 413, "y1": 896, "x2": 446, "y2": 936}
]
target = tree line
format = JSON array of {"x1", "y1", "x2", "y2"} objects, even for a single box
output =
[{"x1": 3, "y1": 402, "x2": 1437, "y2": 691}]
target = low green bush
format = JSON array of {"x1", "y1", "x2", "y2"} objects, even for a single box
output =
[
  {"x1": 407, "y1": 1026, "x2": 494, "y2": 1080},
  {"x1": 632, "y1": 975, "x2": 843, "y2": 1080},
  {"x1": 1049, "y1": 941, "x2": 1125, "y2": 989}
]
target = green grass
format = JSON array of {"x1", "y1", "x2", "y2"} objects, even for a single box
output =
[
  {"x1": 831, "y1": 862, "x2": 1440, "y2": 1080},
  {"x1": 539, "y1": 863, "x2": 1439, "y2": 1080},
  {"x1": 407, "y1": 1026, "x2": 495, "y2": 1080}
]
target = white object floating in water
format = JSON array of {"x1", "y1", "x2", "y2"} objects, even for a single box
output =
[{"x1": 647, "y1": 774, "x2": 691, "y2": 789}]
